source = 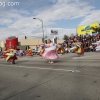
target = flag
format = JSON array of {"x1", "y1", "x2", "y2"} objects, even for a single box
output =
[{"x1": 50, "y1": 30, "x2": 58, "y2": 35}]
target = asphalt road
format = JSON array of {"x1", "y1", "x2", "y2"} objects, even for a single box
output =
[{"x1": 0, "y1": 52, "x2": 100, "y2": 100}]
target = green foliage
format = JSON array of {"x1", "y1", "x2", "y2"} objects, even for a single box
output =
[
  {"x1": 91, "y1": 26, "x2": 100, "y2": 33},
  {"x1": 63, "y1": 35, "x2": 69, "y2": 40}
]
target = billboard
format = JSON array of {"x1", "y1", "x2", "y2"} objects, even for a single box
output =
[
  {"x1": 77, "y1": 22, "x2": 99, "y2": 36},
  {"x1": 50, "y1": 30, "x2": 58, "y2": 35}
]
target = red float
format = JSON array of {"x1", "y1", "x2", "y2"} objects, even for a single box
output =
[{"x1": 6, "y1": 36, "x2": 18, "y2": 50}]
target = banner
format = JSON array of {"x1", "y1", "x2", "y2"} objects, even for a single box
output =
[
  {"x1": 77, "y1": 22, "x2": 99, "y2": 36},
  {"x1": 50, "y1": 30, "x2": 58, "y2": 35}
]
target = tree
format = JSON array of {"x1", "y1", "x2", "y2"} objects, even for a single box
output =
[
  {"x1": 91, "y1": 26, "x2": 100, "y2": 33},
  {"x1": 63, "y1": 35, "x2": 69, "y2": 40}
]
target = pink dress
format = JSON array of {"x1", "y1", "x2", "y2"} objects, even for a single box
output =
[{"x1": 42, "y1": 43, "x2": 59, "y2": 60}]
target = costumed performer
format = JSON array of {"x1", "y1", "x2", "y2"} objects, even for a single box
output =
[
  {"x1": 42, "y1": 39, "x2": 59, "y2": 63},
  {"x1": 69, "y1": 39, "x2": 84, "y2": 56},
  {"x1": 56, "y1": 43, "x2": 65, "y2": 54},
  {"x1": 5, "y1": 46, "x2": 17, "y2": 64},
  {"x1": 74, "y1": 44, "x2": 84, "y2": 56},
  {"x1": 38, "y1": 44, "x2": 45, "y2": 57},
  {"x1": 26, "y1": 47, "x2": 33, "y2": 56},
  {"x1": 0, "y1": 51, "x2": 3, "y2": 58},
  {"x1": 19, "y1": 48, "x2": 23, "y2": 57}
]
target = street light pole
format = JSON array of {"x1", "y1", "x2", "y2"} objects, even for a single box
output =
[
  {"x1": 37, "y1": 25, "x2": 47, "y2": 39},
  {"x1": 33, "y1": 18, "x2": 44, "y2": 43},
  {"x1": 44, "y1": 26, "x2": 47, "y2": 39}
]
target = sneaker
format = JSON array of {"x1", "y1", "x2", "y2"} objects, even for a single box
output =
[
  {"x1": 68, "y1": 50, "x2": 70, "y2": 53},
  {"x1": 50, "y1": 61, "x2": 54, "y2": 63},
  {"x1": 10, "y1": 62, "x2": 13, "y2": 65}
]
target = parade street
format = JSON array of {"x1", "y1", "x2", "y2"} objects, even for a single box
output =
[{"x1": 0, "y1": 52, "x2": 100, "y2": 100}]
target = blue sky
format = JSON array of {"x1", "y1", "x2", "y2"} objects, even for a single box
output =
[{"x1": 0, "y1": 0, "x2": 100, "y2": 41}]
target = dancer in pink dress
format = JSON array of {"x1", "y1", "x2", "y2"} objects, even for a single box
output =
[{"x1": 42, "y1": 39, "x2": 59, "y2": 63}]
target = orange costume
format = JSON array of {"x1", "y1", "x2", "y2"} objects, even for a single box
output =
[
  {"x1": 56, "y1": 44, "x2": 65, "y2": 54},
  {"x1": 73, "y1": 42, "x2": 84, "y2": 55},
  {"x1": 74, "y1": 46, "x2": 84, "y2": 55},
  {"x1": 27, "y1": 48, "x2": 33, "y2": 56}
]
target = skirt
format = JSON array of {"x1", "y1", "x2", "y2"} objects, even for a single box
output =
[{"x1": 42, "y1": 50, "x2": 59, "y2": 60}]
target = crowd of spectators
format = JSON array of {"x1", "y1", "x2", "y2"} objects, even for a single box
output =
[{"x1": 63, "y1": 33, "x2": 100, "y2": 52}]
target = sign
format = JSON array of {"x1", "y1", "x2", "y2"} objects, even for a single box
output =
[
  {"x1": 77, "y1": 22, "x2": 99, "y2": 36},
  {"x1": 50, "y1": 30, "x2": 58, "y2": 35}
]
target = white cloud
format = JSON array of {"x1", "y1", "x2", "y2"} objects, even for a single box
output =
[
  {"x1": 35, "y1": 0, "x2": 94, "y2": 24},
  {"x1": 0, "y1": 0, "x2": 99, "y2": 42},
  {"x1": 79, "y1": 10, "x2": 100, "y2": 26},
  {"x1": 0, "y1": 18, "x2": 13, "y2": 25}
]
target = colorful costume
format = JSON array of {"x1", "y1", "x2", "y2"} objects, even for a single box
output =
[
  {"x1": 4, "y1": 49, "x2": 17, "y2": 64},
  {"x1": 92, "y1": 40, "x2": 100, "y2": 51},
  {"x1": 0, "y1": 52, "x2": 3, "y2": 58},
  {"x1": 38, "y1": 45, "x2": 45, "y2": 56},
  {"x1": 69, "y1": 42, "x2": 84, "y2": 56},
  {"x1": 19, "y1": 49, "x2": 23, "y2": 56},
  {"x1": 56, "y1": 44, "x2": 65, "y2": 54},
  {"x1": 74, "y1": 44, "x2": 84, "y2": 55},
  {"x1": 27, "y1": 49, "x2": 33, "y2": 56},
  {"x1": 42, "y1": 43, "x2": 59, "y2": 60}
]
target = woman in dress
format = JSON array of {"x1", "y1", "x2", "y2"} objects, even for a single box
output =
[
  {"x1": 5, "y1": 46, "x2": 17, "y2": 64},
  {"x1": 42, "y1": 39, "x2": 59, "y2": 63}
]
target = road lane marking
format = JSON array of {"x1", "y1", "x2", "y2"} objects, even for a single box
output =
[
  {"x1": 73, "y1": 55, "x2": 100, "y2": 59},
  {"x1": 73, "y1": 57, "x2": 100, "y2": 60},
  {"x1": 15, "y1": 66, "x2": 80, "y2": 72},
  {"x1": 0, "y1": 64, "x2": 80, "y2": 72}
]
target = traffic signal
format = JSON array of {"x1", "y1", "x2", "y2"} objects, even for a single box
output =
[
  {"x1": 42, "y1": 38, "x2": 44, "y2": 43},
  {"x1": 25, "y1": 36, "x2": 27, "y2": 39}
]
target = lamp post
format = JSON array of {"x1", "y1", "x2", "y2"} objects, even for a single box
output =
[
  {"x1": 44, "y1": 26, "x2": 47, "y2": 39},
  {"x1": 37, "y1": 25, "x2": 48, "y2": 39},
  {"x1": 33, "y1": 18, "x2": 44, "y2": 43}
]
